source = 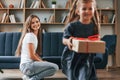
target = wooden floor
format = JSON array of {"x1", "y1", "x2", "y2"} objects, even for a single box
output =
[{"x1": 0, "y1": 69, "x2": 120, "y2": 80}]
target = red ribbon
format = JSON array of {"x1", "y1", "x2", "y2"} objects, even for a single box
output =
[{"x1": 71, "y1": 34, "x2": 100, "y2": 41}]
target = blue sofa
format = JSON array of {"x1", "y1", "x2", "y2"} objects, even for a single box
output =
[{"x1": 0, "y1": 32, "x2": 108, "y2": 69}]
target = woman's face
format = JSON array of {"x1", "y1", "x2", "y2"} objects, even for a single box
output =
[
  {"x1": 31, "y1": 17, "x2": 41, "y2": 31},
  {"x1": 77, "y1": 2, "x2": 95, "y2": 23}
]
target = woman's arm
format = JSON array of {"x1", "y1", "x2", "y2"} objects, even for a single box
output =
[{"x1": 28, "y1": 43, "x2": 43, "y2": 61}]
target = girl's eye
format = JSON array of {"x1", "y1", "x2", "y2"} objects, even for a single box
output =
[
  {"x1": 31, "y1": 22, "x2": 34, "y2": 24},
  {"x1": 89, "y1": 7, "x2": 93, "y2": 10},
  {"x1": 36, "y1": 21, "x2": 39, "y2": 23},
  {"x1": 82, "y1": 8, "x2": 86, "y2": 11}
]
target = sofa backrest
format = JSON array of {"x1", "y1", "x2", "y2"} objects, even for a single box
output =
[
  {"x1": 0, "y1": 32, "x2": 21, "y2": 56},
  {"x1": 42, "y1": 32, "x2": 65, "y2": 57},
  {"x1": 0, "y1": 32, "x2": 64, "y2": 57}
]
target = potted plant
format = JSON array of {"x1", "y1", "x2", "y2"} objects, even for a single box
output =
[{"x1": 51, "y1": 0, "x2": 56, "y2": 8}]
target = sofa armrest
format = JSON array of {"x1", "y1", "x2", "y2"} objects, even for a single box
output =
[{"x1": 0, "y1": 56, "x2": 20, "y2": 63}]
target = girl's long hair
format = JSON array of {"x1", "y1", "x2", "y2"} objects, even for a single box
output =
[
  {"x1": 65, "y1": 0, "x2": 100, "y2": 35},
  {"x1": 15, "y1": 15, "x2": 42, "y2": 56}
]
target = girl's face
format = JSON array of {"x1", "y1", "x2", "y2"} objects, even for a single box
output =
[
  {"x1": 77, "y1": 2, "x2": 95, "y2": 23},
  {"x1": 31, "y1": 17, "x2": 41, "y2": 31}
]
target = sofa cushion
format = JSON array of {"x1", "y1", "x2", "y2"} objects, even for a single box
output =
[
  {"x1": 42, "y1": 32, "x2": 65, "y2": 57},
  {"x1": 0, "y1": 32, "x2": 21, "y2": 56},
  {"x1": 12, "y1": 32, "x2": 21, "y2": 55},
  {"x1": 5, "y1": 33, "x2": 13, "y2": 56}
]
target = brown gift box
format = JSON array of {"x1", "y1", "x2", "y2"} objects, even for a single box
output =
[{"x1": 72, "y1": 39, "x2": 106, "y2": 53}]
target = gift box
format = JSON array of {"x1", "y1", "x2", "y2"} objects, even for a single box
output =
[{"x1": 72, "y1": 38, "x2": 106, "y2": 53}]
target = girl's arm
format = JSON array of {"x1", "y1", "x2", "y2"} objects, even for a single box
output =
[
  {"x1": 63, "y1": 37, "x2": 73, "y2": 50},
  {"x1": 28, "y1": 43, "x2": 43, "y2": 61}
]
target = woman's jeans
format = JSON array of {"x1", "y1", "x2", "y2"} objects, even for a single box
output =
[{"x1": 20, "y1": 61, "x2": 59, "y2": 80}]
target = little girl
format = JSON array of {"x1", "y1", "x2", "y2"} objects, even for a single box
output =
[{"x1": 61, "y1": 0, "x2": 100, "y2": 80}]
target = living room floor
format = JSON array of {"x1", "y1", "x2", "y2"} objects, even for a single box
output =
[{"x1": 0, "y1": 69, "x2": 120, "y2": 80}]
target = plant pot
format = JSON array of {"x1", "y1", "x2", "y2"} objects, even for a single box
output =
[{"x1": 52, "y1": 4, "x2": 56, "y2": 8}]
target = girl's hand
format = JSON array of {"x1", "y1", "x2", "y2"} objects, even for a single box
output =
[
  {"x1": 63, "y1": 37, "x2": 73, "y2": 50},
  {"x1": 67, "y1": 37, "x2": 73, "y2": 50}
]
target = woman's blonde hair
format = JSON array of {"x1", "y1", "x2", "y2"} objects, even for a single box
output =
[
  {"x1": 66, "y1": 0, "x2": 100, "y2": 35},
  {"x1": 15, "y1": 15, "x2": 42, "y2": 56}
]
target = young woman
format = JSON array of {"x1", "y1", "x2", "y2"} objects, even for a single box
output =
[
  {"x1": 15, "y1": 15, "x2": 58, "y2": 80},
  {"x1": 61, "y1": 0, "x2": 100, "y2": 80}
]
